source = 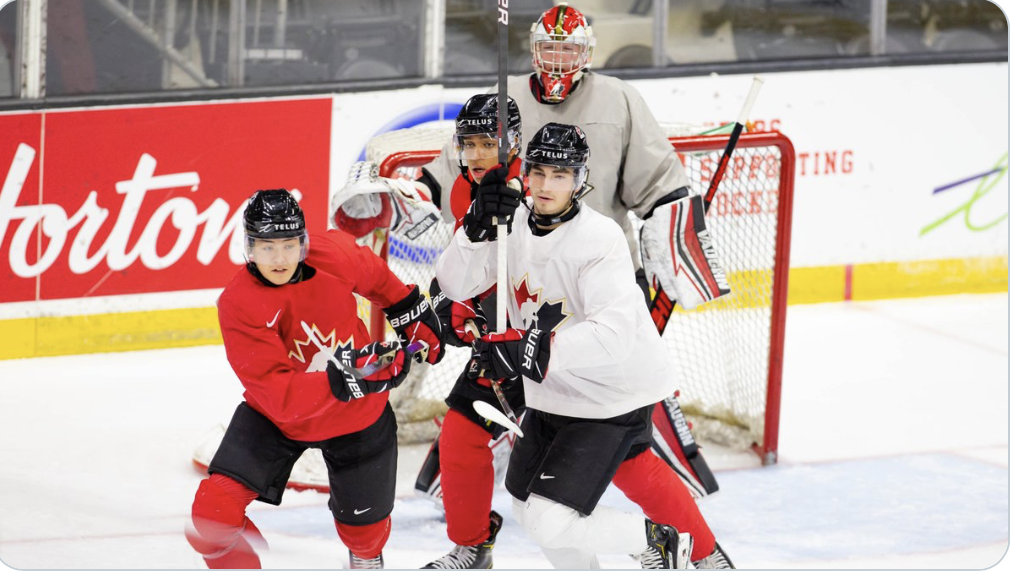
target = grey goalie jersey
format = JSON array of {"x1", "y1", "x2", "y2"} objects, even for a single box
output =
[
  {"x1": 427, "y1": 72, "x2": 691, "y2": 269},
  {"x1": 435, "y1": 202, "x2": 676, "y2": 419}
]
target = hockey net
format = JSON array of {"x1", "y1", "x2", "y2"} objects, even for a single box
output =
[
  {"x1": 192, "y1": 128, "x2": 794, "y2": 489},
  {"x1": 365, "y1": 126, "x2": 794, "y2": 465}
]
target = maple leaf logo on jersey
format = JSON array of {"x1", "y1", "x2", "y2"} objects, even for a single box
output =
[
  {"x1": 513, "y1": 274, "x2": 571, "y2": 333},
  {"x1": 290, "y1": 324, "x2": 353, "y2": 373}
]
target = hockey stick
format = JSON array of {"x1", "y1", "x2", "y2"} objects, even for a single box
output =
[
  {"x1": 494, "y1": 0, "x2": 509, "y2": 336},
  {"x1": 481, "y1": 0, "x2": 520, "y2": 435},
  {"x1": 648, "y1": 76, "x2": 765, "y2": 336},
  {"x1": 474, "y1": 400, "x2": 524, "y2": 437},
  {"x1": 299, "y1": 321, "x2": 428, "y2": 383}
]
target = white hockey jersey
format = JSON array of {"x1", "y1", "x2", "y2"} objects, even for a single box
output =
[
  {"x1": 435, "y1": 202, "x2": 676, "y2": 419},
  {"x1": 427, "y1": 72, "x2": 691, "y2": 269}
]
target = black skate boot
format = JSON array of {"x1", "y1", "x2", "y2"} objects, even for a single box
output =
[
  {"x1": 349, "y1": 549, "x2": 384, "y2": 569},
  {"x1": 422, "y1": 511, "x2": 503, "y2": 569},
  {"x1": 692, "y1": 542, "x2": 735, "y2": 569},
  {"x1": 633, "y1": 519, "x2": 693, "y2": 569}
]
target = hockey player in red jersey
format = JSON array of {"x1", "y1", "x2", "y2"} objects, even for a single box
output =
[
  {"x1": 437, "y1": 123, "x2": 734, "y2": 570},
  {"x1": 185, "y1": 189, "x2": 443, "y2": 570},
  {"x1": 419, "y1": 94, "x2": 525, "y2": 569}
]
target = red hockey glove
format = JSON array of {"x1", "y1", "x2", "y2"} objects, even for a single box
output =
[
  {"x1": 383, "y1": 285, "x2": 443, "y2": 364},
  {"x1": 451, "y1": 299, "x2": 488, "y2": 345},
  {"x1": 473, "y1": 328, "x2": 552, "y2": 383},
  {"x1": 428, "y1": 278, "x2": 489, "y2": 348},
  {"x1": 326, "y1": 341, "x2": 412, "y2": 402}
]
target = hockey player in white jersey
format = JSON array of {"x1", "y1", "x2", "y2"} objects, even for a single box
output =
[
  {"x1": 414, "y1": 2, "x2": 725, "y2": 503},
  {"x1": 435, "y1": 123, "x2": 733, "y2": 569}
]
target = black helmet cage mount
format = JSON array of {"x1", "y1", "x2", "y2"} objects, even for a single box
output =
[
  {"x1": 454, "y1": 94, "x2": 522, "y2": 170},
  {"x1": 243, "y1": 189, "x2": 309, "y2": 263}
]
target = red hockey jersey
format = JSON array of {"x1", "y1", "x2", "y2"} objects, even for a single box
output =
[{"x1": 217, "y1": 229, "x2": 410, "y2": 441}]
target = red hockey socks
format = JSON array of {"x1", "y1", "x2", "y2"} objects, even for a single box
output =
[
  {"x1": 439, "y1": 408, "x2": 495, "y2": 546},
  {"x1": 613, "y1": 450, "x2": 715, "y2": 560},
  {"x1": 187, "y1": 474, "x2": 263, "y2": 569},
  {"x1": 336, "y1": 516, "x2": 390, "y2": 559}
]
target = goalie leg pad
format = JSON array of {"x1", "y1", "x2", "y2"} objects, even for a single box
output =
[
  {"x1": 641, "y1": 194, "x2": 731, "y2": 310},
  {"x1": 414, "y1": 433, "x2": 443, "y2": 503},
  {"x1": 612, "y1": 449, "x2": 715, "y2": 561},
  {"x1": 439, "y1": 408, "x2": 497, "y2": 546},
  {"x1": 651, "y1": 394, "x2": 720, "y2": 497}
]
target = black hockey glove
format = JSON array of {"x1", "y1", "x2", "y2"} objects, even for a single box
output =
[
  {"x1": 326, "y1": 341, "x2": 412, "y2": 402},
  {"x1": 428, "y1": 278, "x2": 489, "y2": 348},
  {"x1": 383, "y1": 285, "x2": 444, "y2": 364},
  {"x1": 462, "y1": 164, "x2": 522, "y2": 242},
  {"x1": 472, "y1": 328, "x2": 552, "y2": 383},
  {"x1": 465, "y1": 356, "x2": 521, "y2": 390}
]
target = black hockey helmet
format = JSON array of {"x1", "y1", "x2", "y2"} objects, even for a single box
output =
[
  {"x1": 454, "y1": 94, "x2": 522, "y2": 165},
  {"x1": 523, "y1": 122, "x2": 591, "y2": 195},
  {"x1": 243, "y1": 189, "x2": 309, "y2": 262}
]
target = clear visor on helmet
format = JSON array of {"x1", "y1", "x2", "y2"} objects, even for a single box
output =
[
  {"x1": 531, "y1": 34, "x2": 594, "y2": 75},
  {"x1": 453, "y1": 130, "x2": 521, "y2": 164},
  {"x1": 522, "y1": 160, "x2": 588, "y2": 196},
  {"x1": 244, "y1": 232, "x2": 309, "y2": 265}
]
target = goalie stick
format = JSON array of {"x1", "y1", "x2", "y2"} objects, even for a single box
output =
[{"x1": 648, "y1": 76, "x2": 765, "y2": 335}]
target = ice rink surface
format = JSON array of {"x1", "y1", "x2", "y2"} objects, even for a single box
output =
[{"x1": 0, "y1": 293, "x2": 1006, "y2": 570}]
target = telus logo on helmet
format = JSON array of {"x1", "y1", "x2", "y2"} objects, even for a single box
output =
[{"x1": 498, "y1": 0, "x2": 508, "y2": 24}]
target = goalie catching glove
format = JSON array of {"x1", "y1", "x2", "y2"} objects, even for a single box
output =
[
  {"x1": 462, "y1": 164, "x2": 523, "y2": 242},
  {"x1": 640, "y1": 193, "x2": 731, "y2": 310},
  {"x1": 326, "y1": 341, "x2": 412, "y2": 402},
  {"x1": 383, "y1": 285, "x2": 444, "y2": 364},
  {"x1": 331, "y1": 161, "x2": 440, "y2": 241},
  {"x1": 471, "y1": 328, "x2": 552, "y2": 383}
]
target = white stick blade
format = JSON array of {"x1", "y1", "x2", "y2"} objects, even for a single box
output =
[{"x1": 473, "y1": 400, "x2": 524, "y2": 437}]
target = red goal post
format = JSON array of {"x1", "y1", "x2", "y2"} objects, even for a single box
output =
[{"x1": 367, "y1": 131, "x2": 795, "y2": 465}]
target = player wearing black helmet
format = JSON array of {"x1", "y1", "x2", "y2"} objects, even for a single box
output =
[
  {"x1": 414, "y1": 8, "x2": 729, "y2": 555},
  {"x1": 436, "y1": 124, "x2": 733, "y2": 570},
  {"x1": 186, "y1": 189, "x2": 443, "y2": 570},
  {"x1": 417, "y1": 94, "x2": 525, "y2": 570}
]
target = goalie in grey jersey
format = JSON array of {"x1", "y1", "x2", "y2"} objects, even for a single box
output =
[
  {"x1": 414, "y1": 2, "x2": 728, "y2": 513},
  {"x1": 435, "y1": 122, "x2": 733, "y2": 569}
]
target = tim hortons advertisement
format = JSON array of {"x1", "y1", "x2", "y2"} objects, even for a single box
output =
[{"x1": 0, "y1": 98, "x2": 331, "y2": 304}]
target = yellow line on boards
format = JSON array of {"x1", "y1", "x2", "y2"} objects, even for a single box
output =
[{"x1": 0, "y1": 256, "x2": 1005, "y2": 360}]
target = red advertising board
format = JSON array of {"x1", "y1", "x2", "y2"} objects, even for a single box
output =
[
  {"x1": 0, "y1": 113, "x2": 43, "y2": 303},
  {"x1": 0, "y1": 98, "x2": 330, "y2": 302}
]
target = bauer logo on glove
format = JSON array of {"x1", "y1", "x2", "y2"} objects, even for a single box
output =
[{"x1": 473, "y1": 328, "x2": 552, "y2": 384}]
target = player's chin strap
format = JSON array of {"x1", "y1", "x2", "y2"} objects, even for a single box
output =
[
  {"x1": 526, "y1": 183, "x2": 594, "y2": 235},
  {"x1": 246, "y1": 262, "x2": 312, "y2": 287}
]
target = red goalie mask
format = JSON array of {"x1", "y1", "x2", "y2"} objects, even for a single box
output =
[{"x1": 530, "y1": 3, "x2": 596, "y2": 103}]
